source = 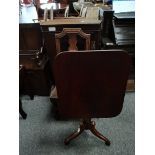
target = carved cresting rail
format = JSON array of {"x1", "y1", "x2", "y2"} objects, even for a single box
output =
[{"x1": 55, "y1": 28, "x2": 91, "y2": 54}]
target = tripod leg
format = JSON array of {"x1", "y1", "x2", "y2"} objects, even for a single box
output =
[
  {"x1": 29, "y1": 94, "x2": 34, "y2": 100},
  {"x1": 90, "y1": 122, "x2": 110, "y2": 146},
  {"x1": 19, "y1": 99, "x2": 27, "y2": 119},
  {"x1": 64, "y1": 126, "x2": 84, "y2": 145}
]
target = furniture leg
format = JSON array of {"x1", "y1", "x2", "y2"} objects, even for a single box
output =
[
  {"x1": 19, "y1": 99, "x2": 27, "y2": 119},
  {"x1": 90, "y1": 121, "x2": 110, "y2": 145},
  {"x1": 29, "y1": 94, "x2": 34, "y2": 100},
  {"x1": 64, "y1": 118, "x2": 110, "y2": 145},
  {"x1": 64, "y1": 125, "x2": 85, "y2": 145}
]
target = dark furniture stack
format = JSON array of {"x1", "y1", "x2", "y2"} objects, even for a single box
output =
[
  {"x1": 113, "y1": 17, "x2": 135, "y2": 80},
  {"x1": 101, "y1": 10, "x2": 115, "y2": 46},
  {"x1": 101, "y1": 9, "x2": 135, "y2": 85},
  {"x1": 19, "y1": 6, "x2": 52, "y2": 97}
]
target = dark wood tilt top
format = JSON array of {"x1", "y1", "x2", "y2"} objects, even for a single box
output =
[{"x1": 19, "y1": 5, "x2": 38, "y2": 24}]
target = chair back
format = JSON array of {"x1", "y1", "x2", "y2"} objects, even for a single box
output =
[
  {"x1": 79, "y1": 4, "x2": 84, "y2": 17},
  {"x1": 53, "y1": 50, "x2": 131, "y2": 118},
  {"x1": 86, "y1": 7, "x2": 100, "y2": 19},
  {"x1": 80, "y1": 6, "x2": 87, "y2": 17},
  {"x1": 55, "y1": 28, "x2": 91, "y2": 54},
  {"x1": 64, "y1": 6, "x2": 69, "y2": 17},
  {"x1": 19, "y1": 23, "x2": 43, "y2": 52}
]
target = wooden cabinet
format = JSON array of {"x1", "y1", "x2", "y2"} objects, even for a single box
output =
[{"x1": 19, "y1": 6, "x2": 53, "y2": 96}]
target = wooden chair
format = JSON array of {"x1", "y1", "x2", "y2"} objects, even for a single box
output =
[
  {"x1": 64, "y1": 6, "x2": 69, "y2": 17},
  {"x1": 50, "y1": 28, "x2": 91, "y2": 101},
  {"x1": 73, "y1": 0, "x2": 93, "y2": 14},
  {"x1": 19, "y1": 23, "x2": 51, "y2": 97},
  {"x1": 53, "y1": 50, "x2": 131, "y2": 145},
  {"x1": 73, "y1": 0, "x2": 85, "y2": 14},
  {"x1": 85, "y1": 7, "x2": 100, "y2": 19},
  {"x1": 55, "y1": 28, "x2": 91, "y2": 54},
  {"x1": 80, "y1": 6, "x2": 87, "y2": 17},
  {"x1": 67, "y1": 4, "x2": 87, "y2": 18},
  {"x1": 79, "y1": 4, "x2": 84, "y2": 17}
]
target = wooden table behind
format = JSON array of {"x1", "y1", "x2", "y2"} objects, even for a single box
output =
[{"x1": 40, "y1": 18, "x2": 102, "y2": 63}]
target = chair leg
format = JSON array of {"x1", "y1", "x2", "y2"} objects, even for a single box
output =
[
  {"x1": 19, "y1": 99, "x2": 27, "y2": 119},
  {"x1": 90, "y1": 121, "x2": 110, "y2": 146},
  {"x1": 64, "y1": 125, "x2": 85, "y2": 145}
]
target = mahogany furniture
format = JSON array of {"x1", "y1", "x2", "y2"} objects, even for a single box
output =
[
  {"x1": 50, "y1": 28, "x2": 91, "y2": 103},
  {"x1": 40, "y1": 18, "x2": 102, "y2": 64},
  {"x1": 19, "y1": 6, "x2": 52, "y2": 96},
  {"x1": 41, "y1": 19, "x2": 102, "y2": 99},
  {"x1": 55, "y1": 28, "x2": 91, "y2": 53},
  {"x1": 53, "y1": 50, "x2": 131, "y2": 145}
]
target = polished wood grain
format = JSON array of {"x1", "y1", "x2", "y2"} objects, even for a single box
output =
[
  {"x1": 53, "y1": 50, "x2": 131, "y2": 144},
  {"x1": 55, "y1": 28, "x2": 91, "y2": 53}
]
